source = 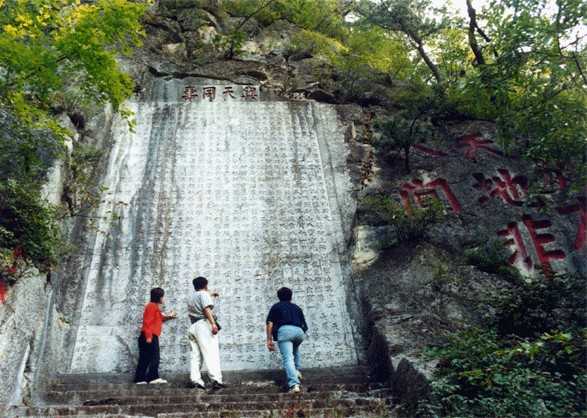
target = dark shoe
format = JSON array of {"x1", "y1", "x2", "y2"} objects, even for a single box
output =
[
  {"x1": 210, "y1": 381, "x2": 226, "y2": 390},
  {"x1": 188, "y1": 381, "x2": 206, "y2": 390}
]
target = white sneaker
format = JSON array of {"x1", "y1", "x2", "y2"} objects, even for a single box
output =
[
  {"x1": 288, "y1": 384, "x2": 301, "y2": 393},
  {"x1": 149, "y1": 378, "x2": 168, "y2": 384},
  {"x1": 135, "y1": 381, "x2": 147, "y2": 385},
  {"x1": 296, "y1": 370, "x2": 303, "y2": 381}
]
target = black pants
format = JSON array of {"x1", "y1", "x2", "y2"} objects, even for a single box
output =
[{"x1": 134, "y1": 333, "x2": 160, "y2": 382}]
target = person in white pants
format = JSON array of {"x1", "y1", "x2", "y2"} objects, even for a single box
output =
[{"x1": 187, "y1": 276, "x2": 225, "y2": 390}]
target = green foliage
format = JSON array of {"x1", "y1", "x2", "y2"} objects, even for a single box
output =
[
  {"x1": 494, "y1": 273, "x2": 586, "y2": 338},
  {"x1": 422, "y1": 273, "x2": 586, "y2": 417},
  {"x1": 222, "y1": 0, "x2": 347, "y2": 58},
  {"x1": 273, "y1": 0, "x2": 347, "y2": 39},
  {"x1": 0, "y1": 112, "x2": 63, "y2": 181},
  {"x1": 224, "y1": 0, "x2": 281, "y2": 27},
  {"x1": 0, "y1": 180, "x2": 62, "y2": 271},
  {"x1": 422, "y1": 327, "x2": 585, "y2": 417},
  {"x1": 361, "y1": 194, "x2": 443, "y2": 242},
  {"x1": 0, "y1": 0, "x2": 148, "y2": 134},
  {"x1": 356, "y1": 0, "x2": 587, "y2": 180},
  {"x1": 0, "y1": 0, "x2": 147, "y2": 277},
  {"x1": 374, "y1": 113, "x2": 435, "y2": 172}
]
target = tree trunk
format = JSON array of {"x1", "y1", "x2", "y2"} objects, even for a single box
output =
[
  {"x1": 407, "y1": 29, "x2": 443, "y2": 86},
  {"x1": 466, "y1": 0, "x2": 485, "y2": 66},
  {"x1": 404, "y1": 146, "x2": 411, "y2": 173}
]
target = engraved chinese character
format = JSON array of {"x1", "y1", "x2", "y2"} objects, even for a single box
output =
[
  {"x1": 222, "y1": 86, "x2": 236, "y2": 100},
  {"x1": 497, "y1": 214, "x2": 566, "y2": 277},
  {"x1": 202, "y1": 86, "x2": 216, "y2": 102},
  {"x1": 473, "y1": 168, "x2": 528, "y2": 206},
  {"x1": 182, "y1": 85, "x2": 199, "y2": 102},
  {"x1": 458, "y1": 134, "x2": 503, "y2": 160},
  {"x1": 400, "y1": 177, "x2": 462, "y2": 215},
  {"x1": 241, "y1": 86, "x2": 258, "y2": 101}
]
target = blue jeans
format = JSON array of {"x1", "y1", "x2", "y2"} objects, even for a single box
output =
[{"x1": 277, "y1": 325, "x2": 305, "y2": 388}]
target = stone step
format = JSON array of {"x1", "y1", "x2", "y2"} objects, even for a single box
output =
[
  {"x1": 14, "y1": 398, "x2": 388, "y2": 417},
  {"x1": 48, "y1": 374, "x2": 370, "y2": 389},
  {"x1": 45, "y1": 387, "x2": 391, "y2": 405},
  {"x1": 16, "y1": 405, "x2": 384, "y2": 418},
  {"x1": 48, "y1": 380, "x2": 373, "y2": 395},
  {"x1": 49, "y1": 367, "x2": 369, "y2": 384}
]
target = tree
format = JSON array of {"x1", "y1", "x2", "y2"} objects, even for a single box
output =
[
  {"x1": 0, "y1": 0, "x2": 148, "y2": 135},
  {"x1": 356, "y1": 0, "x2": 451, "y2": 87},
  {"x1": 0, "y1": 0, "x2": 148, "y2": 276},
  {"x1": 375, "y1": 112, "x2": 434, "y2": 173},
  {"x1": 356, "y1": 0, "x2": 586, "y2": 181}
]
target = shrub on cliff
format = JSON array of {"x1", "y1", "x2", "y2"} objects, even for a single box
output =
[{"x1": 423, "y1": 327, "x2": 585, "y2": 417}]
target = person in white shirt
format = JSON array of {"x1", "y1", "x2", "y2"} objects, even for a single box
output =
[{"x1": 187, "y1": 276, "x2": 225, "y2": 390}]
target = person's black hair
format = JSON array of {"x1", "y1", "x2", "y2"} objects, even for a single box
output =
[
  {"x1": 193, "y1": 276, "x2": 208, "y2": 291},
  {"x1": 277, "y1": 287, "x2": 292, "y2": 302},
  {"x1": 150, "y1": 287, "x2": 164, "y2": 303}
]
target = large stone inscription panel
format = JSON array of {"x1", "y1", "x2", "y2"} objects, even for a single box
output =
[{"x1": 70, "y1": 84, "x2": 358, "y2": 373}]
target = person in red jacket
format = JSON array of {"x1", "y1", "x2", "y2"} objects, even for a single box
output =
[{"x1": 134, "y1": 287, "x2": 176, "y2": 384}]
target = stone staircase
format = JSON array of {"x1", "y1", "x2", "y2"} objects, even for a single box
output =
[{"x1": 9, "y1": 367, "x2": 391, "y2": 417}]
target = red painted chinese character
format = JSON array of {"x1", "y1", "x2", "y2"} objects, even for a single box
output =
[
  {"x1": 557, "y1": 197, "x2": 586, "y2": 250},
  {"x1": 241, "y1": 86, "x2": 258, "y2": 101},
  {"x1": 497, "y1": 221, "x2": 533, "y2": 271},
  {"x1": 413, "y1": 144, "x2": 448, "y2": 157},
  {"x1": 0, "y1": 280, "x2": 6, "y2": 304},
  {"x1": 202, "y1": 86, "x2": 216, "y2": 102},
  {"x1": 400, "y1": 178, "x2": 461, "y2": 215},
  {"x1": 498, "y1": 215, "x2": 566, "y2": 277},
  {"x1": 458, "y1": 134, "x2": 503, "y2": 160},
  {"x1": 182, "y1": 85, "x2": 199, "y2": 102},
  {"x1": 222, "y1": 86, "x2": 236, "y2": 100},
  {"x1": 473, "y1": 168, "x2": 528, "y2": 206}
]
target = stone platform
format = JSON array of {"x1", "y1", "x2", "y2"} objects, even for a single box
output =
[{"x1": 7, "y1": 367, "x2": 391, "y2": 417}]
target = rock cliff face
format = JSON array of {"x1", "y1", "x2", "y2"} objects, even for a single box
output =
[
  {"x1": 1, "y1": 0, "x2": 584, "y2": 412},
  {"x1": 67, "y1": 81, "x2": 359, "y2": 374}
]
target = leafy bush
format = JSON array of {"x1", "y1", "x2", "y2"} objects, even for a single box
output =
[
  {"x1": 361, "y1": 194, "x2": 443, "y2": 242},
  {"x1": 422, "y1": 273, "x2": 587, "y2": 417},
  {"x1": 422, "y1": 328, "x2": 585, "y2": 418},
  {"x1": 374, "y1": 114, "x2": 436, "y2": 173},
  {"x1": 0, "y1": 180, "x2": 62, "y2": 272},
  {"x1": 494, "y1": 273, "x2": 587, "y2": 339},
  {"x1": 0, "y1": 0, "x2": 146, "y2": 279}
]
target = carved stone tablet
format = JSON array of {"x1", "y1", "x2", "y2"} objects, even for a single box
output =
[{"x1": 70, "y1": 84, "x2": 358, "y2": 373}]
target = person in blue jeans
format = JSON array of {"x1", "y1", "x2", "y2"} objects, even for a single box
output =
[{"x1": 265, "y1": 287, "x2": 308, "y2": 393}]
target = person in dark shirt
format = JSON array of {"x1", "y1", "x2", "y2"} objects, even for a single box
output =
[{"x1": 266, "y1": 287, "x2": 308, "y2": 393}]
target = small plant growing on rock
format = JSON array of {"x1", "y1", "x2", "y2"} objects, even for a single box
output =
[
  {"x1": 374, "y1": 113, "x2": 434, "y2": 173},
  {"x1": 361, "y1": 194, "x2": 443, "y2": 243}
]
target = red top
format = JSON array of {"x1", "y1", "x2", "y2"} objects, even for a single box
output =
[{"x1": 141, "y1": 302, "x2": 163, "y2": 340}]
